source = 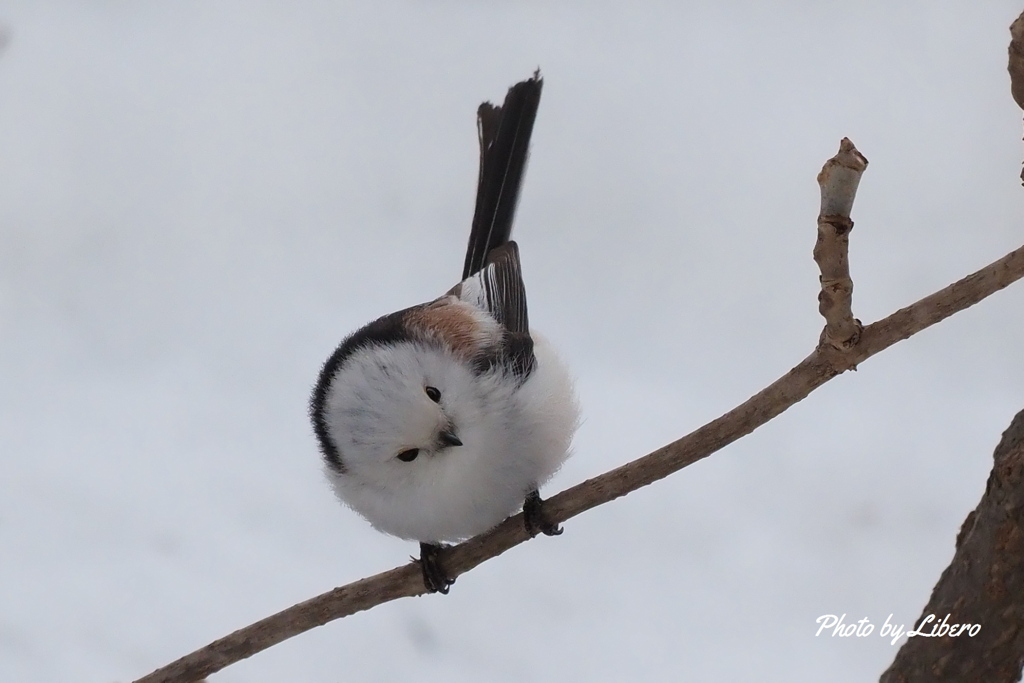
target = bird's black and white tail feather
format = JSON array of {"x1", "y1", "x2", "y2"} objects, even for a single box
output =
[{"x1": 462, "y1": 73, "x2": 543, "y2": 281}]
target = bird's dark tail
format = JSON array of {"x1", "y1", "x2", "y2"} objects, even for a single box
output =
[{"x1": 462, "y1": 72, "x2": 543, "y2": 280}]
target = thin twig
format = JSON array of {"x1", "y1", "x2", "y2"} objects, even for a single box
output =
[
  {"x1": 134, "y1": 239, "x2": 1024, "y2": 683},
  {"x1": 815, "y1": 137, "x2": 868, "y2": 350}
]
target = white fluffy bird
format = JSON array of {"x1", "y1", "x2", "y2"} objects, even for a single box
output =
[{"x1": 310, "y1": 74, "x2": 579, "y2": 593}]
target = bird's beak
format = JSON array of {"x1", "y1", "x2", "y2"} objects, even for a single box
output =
[{"x1": 437, "y1": 427, "x2": 463, "y2": 448}]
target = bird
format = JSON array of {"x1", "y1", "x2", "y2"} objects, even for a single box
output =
[{"x1": 309, "y1": 72, "x2": 579, "y2": 594}]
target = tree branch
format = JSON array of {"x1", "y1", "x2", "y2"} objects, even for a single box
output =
[
  {"x1": 134, "y1": 162, "x2": 1024, "y2": 682},
  {"x1": 879, "y1": 409, "x2": 1024, "y2": 682}
]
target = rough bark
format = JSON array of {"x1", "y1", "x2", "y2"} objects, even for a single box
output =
[{"x1": 880, "y1": 411, "x2": 1024, "y2": 682}]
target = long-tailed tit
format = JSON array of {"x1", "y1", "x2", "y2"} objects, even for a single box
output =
[{"x1": 310, "y1": 73, "x2": 579, "y2": 593}]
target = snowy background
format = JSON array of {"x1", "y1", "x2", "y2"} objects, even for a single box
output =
[{"x1": 2, "y1": 2, "x2": 1024, "y2": 681}]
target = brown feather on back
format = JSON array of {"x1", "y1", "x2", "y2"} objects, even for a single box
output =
[{"x1": 405, "y1": 298, "x2": 500, "y2": 361}]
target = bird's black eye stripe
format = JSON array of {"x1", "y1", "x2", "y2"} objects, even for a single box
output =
[
  {"x1": 425, "y1": 386, "x2": 441, "y2": 403},
  {"x1": 397, "y1": 448, "x2": 420, "y2": 462}
]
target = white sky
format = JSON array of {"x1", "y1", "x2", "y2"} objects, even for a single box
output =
[{"x1": 2, "y1": 2, "x2": 1024, "y2": 681}]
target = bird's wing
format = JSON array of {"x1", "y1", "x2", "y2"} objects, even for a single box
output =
[
  {"x1": 462, "y1": 73, "x2": 543, "y2": 280},
  {"x1": 456, "y1": 241, "x2": 528, "y2": 334},
  {"x1": 453, "y1": 241, "x2": 534, "y2": 379}
]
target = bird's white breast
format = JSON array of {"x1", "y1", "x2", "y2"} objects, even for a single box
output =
[{"x1": 324, "y1": 333, "x2": 578, "y2": 543}]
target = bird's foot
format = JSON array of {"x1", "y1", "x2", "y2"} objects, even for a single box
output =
[
  {"x1": 523, "y1": 490, "x2": 562, "y2": 537},
  {"x1": 418, "y1": 542, "x2": 455, "y2": 594}
]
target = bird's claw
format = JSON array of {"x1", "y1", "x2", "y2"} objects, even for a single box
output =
[
  {"x1": 523, "y1": 490, "x2": 563, "y2": 537},
  {"x1": 418, "y1": 542, "x2": 454, "y2": 594}
]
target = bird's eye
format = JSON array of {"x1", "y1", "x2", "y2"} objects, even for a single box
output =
[
  {"x1": 424, "y1": 386, "x2": 441, "y2": 403},
  {"x1": 397, "y1": 448, "x2": 420, "y2": 462}
]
